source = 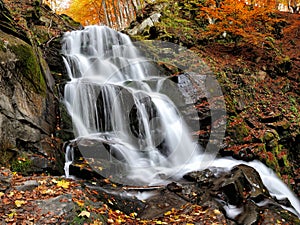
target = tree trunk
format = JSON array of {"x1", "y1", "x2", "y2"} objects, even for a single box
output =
[
  {"x1": 111, "y1": 0, "x2": 121, "y2": 29},
  {"x1": 102, "y1": 0, "x2": 112, "y2": 27}
]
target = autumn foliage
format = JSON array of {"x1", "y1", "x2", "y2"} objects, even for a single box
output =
[
  {"x1": 61, "y1": 0, "x2": 143, "y2": 29},
  {"x1": 199, "y1": 0, "x2": 283, "y2": 47}
]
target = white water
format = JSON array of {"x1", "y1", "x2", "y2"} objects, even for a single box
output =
[{"x1": 62, "y1": 25, "x2": 300, "y2": 217}]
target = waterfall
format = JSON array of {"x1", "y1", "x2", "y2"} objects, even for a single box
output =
[
  {"x1": 62, "y1": 26, "x2": 200, "y2": 183},
  {"x1": 61, "y1": 25, "x2": 300, "y2": 216}
]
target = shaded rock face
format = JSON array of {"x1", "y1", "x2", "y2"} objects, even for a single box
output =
[
  {"x1": 0, "y1": 32, "x2": 56, "y2": 145},
  {"x1": 0, "y1": 2, "x2": 55, "y2": 150},
  {"x1": 0, "y1": 0, "x2": 80, "y2": 173}
]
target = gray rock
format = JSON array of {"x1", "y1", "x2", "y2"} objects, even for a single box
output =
[
  {"x1": 127, "y1": 13, "x2": 161, "y2": 36},
  {"x1": 34, "y1": 194, "x2": 76, "y2": 218},
  {"x1": 15, "y1": 179, "x2": 39, "y2": 191}
]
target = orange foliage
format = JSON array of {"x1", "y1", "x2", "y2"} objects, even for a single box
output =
[
  {"x1": 61, "y1": 0, "x2": 143, "y2": 29},
  {"x1": 199, "y1": 0, "x2": 282, "y2": 47}
]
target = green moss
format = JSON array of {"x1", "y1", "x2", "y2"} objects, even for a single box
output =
[
  {"x1": 60, "y1": 14, "x2": 81, "y2": 28},
  {"x1": 11, "y1": 156, "x2": 32, "y2": 174},
  {"x1": 264, "y1": 130, "x2": 275, "y2": 142},
  {"x1": 227, "y1": 116, "x2": 250, "y2": 143},
  {"x1": 9, "y1": 43, "x2": 46, "y2": 95}
]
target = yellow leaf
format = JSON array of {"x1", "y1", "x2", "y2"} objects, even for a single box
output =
[
  {"x1": 116, "y1": 219, "x2": 124, "y2": 223},
  {"x1": 57, "y1": 180, "x2": 70, "y2": 189},
  {"x1": 0, "y1": 192, "x2": 4, "y2": 198},
  {"x1": 8, "y1": 211, "x2": 17, "y2": 218},
  {"x1": 15, "y1": 200, "x2": 26, "y2": 207},
  {"x1": 75, "y1": 200, "x2": 85, "y2": 207},
  {"x1": 8, "y1": 191, "x2": 14, "y2": 197},
  {"x1": 130, "y1": 212, "x2": 137, "y2": 217},
  {"x1": 78, "y1": 210, "x2": 90, "y2": 218},
  {"x1": 164, "y1": 211, "x2": 172, "y2": 216}
]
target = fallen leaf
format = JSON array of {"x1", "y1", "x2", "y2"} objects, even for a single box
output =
[
  {"x1": 75, "y1": 200, "x2": 85, "y2": 207},
  {"x1": 7, "y1": 211, "x2": 17, "y2": 218},
  {"x1": 51, "y1": 178, "x2": 58, "y2": 184},
  {"x1": 0, "y1": 192, "x2": 4, "y2": 198},
  {"x1": 43, "y1": 189, "x2": 55, "y2": 195},
  {"x1": 15, "y1": 200, "x2": 26, "y2": 207},
  {"x1": 104, "y1": 178, "x2": 110, "y2": 184},
  {"x1": 57, "y1": 180, "x2": 70, "y2": 189},
  {"x1": 78, "y1": 210, "x2": 90, "y2": 218}
]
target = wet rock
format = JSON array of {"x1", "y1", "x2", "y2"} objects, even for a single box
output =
[
  {"x1": 181, "y1": 165, "x2": 300, "y2": 224},
  {"x1": 86, "y1": 184, "x2": 147, "y2": 216},
  {"x1": 183, "y1": 169, "x2": 215, "y2": 186},
  {"x1": 235, "y1": 201, "x2": 259, "y2": 225},
  {"x1": 140, "y1": 189, "x2": 188, "y2": 219},
  {"x1": 212, "y1": 165, "x2": 271, "y2": 208},
  {"x1": 167, "y1": 182, "x2": 183, "y2": 192}
]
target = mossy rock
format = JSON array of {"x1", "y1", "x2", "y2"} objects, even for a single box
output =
[
  {"x1": 9, "y1": 42, "x2": 46, "y2": 95},
  {"x1": 60, "y1": 14, "x2": 81, "y2": 28}
]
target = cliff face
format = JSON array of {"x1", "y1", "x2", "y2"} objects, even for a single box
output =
[{"x1": 0, "y1": 0, "x2": 80, "y2": 173}]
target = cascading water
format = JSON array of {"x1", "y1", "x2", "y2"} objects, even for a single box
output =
[
  {"x1": 61, "y1": 25, "x2": 300, "y2": 216},
  {"x1": 62, "y1": 26, "x2": 200, "y2": 183}
]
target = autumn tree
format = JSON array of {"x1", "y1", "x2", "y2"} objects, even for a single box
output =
[
  {"x1": 286, "y1": 0, "x2": 300, "y2": 13},
  {"x1": 199, "y1": 0, "x2": 282, "y2": 48},
  {"x1": 62, "y1": 0, "x2": 143, "y2": 29}
]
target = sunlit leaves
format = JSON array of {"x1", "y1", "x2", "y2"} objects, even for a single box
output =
[
  {"x1": 14, "y1": 200, "x2": 26, "y2": 207},
  {"x1": 56, "y1": 180, "x2": 70, "y2": 189},
  {"x1": 62, "y1": 0, "x2": 143, "y2": 28},
  {"x1": 199, "y1": 0, "x2": 283, "y2": 47}
]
